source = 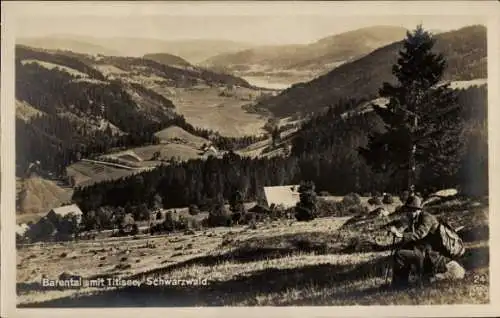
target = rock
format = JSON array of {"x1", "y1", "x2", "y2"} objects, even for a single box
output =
[{"x1": 434, "y1": 261, "x2": 465, "y2": 281}]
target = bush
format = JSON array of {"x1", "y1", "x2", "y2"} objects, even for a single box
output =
[
  {"x1": 342, "y1": 193, "x2": 361, "y2": 206},
  {"x1": 179, "y1": 215, "x2": 203, "y2": 230},
  {"x1": 295, "y1": 204, "x2": 315, "y2": 221},
  {"x1": 316, "y1": 199, "x2": 340, "y2": 217},
  {"x1": 295, "y1": 181, "x2": 318, "y2": 221},
  {"x1": 400, "y1": 191, "x2": 410, "y2": 204},
  {"x1": 207, "y1": 206, "x2": 233, "y2": 227},
  {"x1": 318, "y1": 199, "x2": 369, "y2": 217},
  {"x1": 269, "y1": 204, "x2": 287, "y2": 220},
  {"x1": 382, "y1": 194, "x2": 394, "y2": 204},
  {"x1": 368, "y1": 196, "x2": 383, "y2": 206},
  {"x1": 318, "y1": 191, "x2": 331, "y2": 197},
  {"x1": 188, "y1": 205, "x2": 200, "y2": 216}
]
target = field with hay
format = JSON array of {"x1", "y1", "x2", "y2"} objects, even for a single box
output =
[
  {"x1": 163, "y1": 87, "x2": 270, "y2": 137},
  {"x1": 17, "y1": 197, "x2": 489, "y2": 307}
]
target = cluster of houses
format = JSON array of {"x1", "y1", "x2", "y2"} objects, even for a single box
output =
[
  {"x1": 200, "y1": 144, "x2": 220, "y2": 159},
  {"x1": 16, "y1": 204, "x2": 84, "y2": 238},
  {"x1": 16, "y1": 185, "x2": 304, "y2": 241}
]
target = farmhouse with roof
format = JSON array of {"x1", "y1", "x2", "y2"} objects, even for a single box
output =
[
  {"x1": 263, "y1": 185, "x2": 300, "y2": 209},
  {"x1": 46, "y1": 204, "x2": 83, "y2": 225},
  {"x1": 16, "y1": 223, "x2": 30, "y2": 236},
  {"x1": 202, "y1": 145, "x2": 219, "y2": 159}
]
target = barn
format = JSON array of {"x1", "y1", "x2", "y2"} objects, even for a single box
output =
[
  {"x1": 46, "y1": 204, "x2": 83, "y2": 225},
  {"x1": 263, "y1": 185, "x2": 300, "y2": 209}
]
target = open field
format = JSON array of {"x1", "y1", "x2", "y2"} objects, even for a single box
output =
[
  {"x1": 153, "y1": 87, "x2": 271, "y2": 137},
  {"x1": 66, "y1": 141, "x2": 204, "y2": 187},
  {"x1": 66, "y1": 161, "x2": 144, "y2": 187},
  {"x1": 17, "y1": 198, "x2": 488, "y2": 307},
  {"x1": 16, "y1": 177, "x2": 74, "y2": 218},
  {"x1": 154, "y1": 126, "x2": 209, "y2": 149}
]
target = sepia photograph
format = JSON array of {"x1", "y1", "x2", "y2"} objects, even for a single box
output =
[{"x1": 1, "y1": 1, "x2": 499, "y2": 315}]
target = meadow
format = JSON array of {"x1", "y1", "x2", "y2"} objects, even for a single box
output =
[{"x1": 17, "y1": 197, "x2": 489, "y2": 307}]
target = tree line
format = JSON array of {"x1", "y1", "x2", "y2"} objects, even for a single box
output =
[
  {"x1": 71, "y1": 83, "x2": 487, "y2": 213},
  {"x1": 15, "y1": 59, "x2": 269, "y2": 175}
]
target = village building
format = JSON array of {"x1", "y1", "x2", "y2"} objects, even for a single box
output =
[
  {"x1": 202, "y1": 145, "x2": 219, "y2": 159},
  {"x1": 46, "y1": 204, "x2": 83, "y2": 225},
  {"x1": 16, "y1": 223, "x2": 30, "y2": 236},
  {"x1": 247, "y1": 204, "x2": 271, "y2": 214},
  {"x1": 263, "y1": 185, "x2": 300, "y2": 209},
  {"x1": 120, "y1": 213, "x2": 137, "y2": 234}
]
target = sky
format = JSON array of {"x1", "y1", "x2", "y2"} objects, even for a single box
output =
[{"x1": 8, "y1": 2, "x2": 489, "y2": 45}]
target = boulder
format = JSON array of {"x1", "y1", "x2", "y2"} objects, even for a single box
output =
[{"x1": 434, "y1": 261, "x2": 466, "y2": 281}]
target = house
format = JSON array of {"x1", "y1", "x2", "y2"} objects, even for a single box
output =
[
  {"x1": 47, "y1": 204, "x2": 83, "y2": 225},
  {"x1": 202, "y1": 145, "x2": 219, "y2": 159},
  {"x1": 16, "y1": 223, "x2": 29, "y2": 236},
  {"x1": 120, "y1": 213, "x2": 137, "y2": 234},
  {"x1": 263, "y1": 185, "x2": 300, "y2": 209}
]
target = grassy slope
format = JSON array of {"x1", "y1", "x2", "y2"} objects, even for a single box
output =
[
  {"x1": 153, "y1": 126, "x2": 209, "y2": 149},
  {"x1": 17, "y1": 198, "x2": 488, "y2": 307},
  {"x1": 17, "y1": 177, "x2": 73, "y2": 218},
  {"x1": 159, "y1": 87, "x2": 270, "y2": 137}
]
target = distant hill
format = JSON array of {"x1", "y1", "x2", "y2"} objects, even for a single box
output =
[
  {"x1": 18, "y1": 36, "x2": 254, "y2": 63},
  {"x1": 256, "y1": 25, "x2": 487, "y2": 117},
  {"x1": 15, "y1": 45, "x2": 257, "y2": 180},
  {"x1": 202, "y1": 26, "x2": 408, "y2": 84},
  {"x1": 17, "y1": 176, "x2": 73, "y2": 216},
  {"x1": 143, "y1": 53, "x2": 193, "y2": 69},
  {"x1": 154, "y1": 126, "x2": 209, "y2": 149},
  {"x1": 16, "y1": 36, "x2": 122, "y2": 56}
]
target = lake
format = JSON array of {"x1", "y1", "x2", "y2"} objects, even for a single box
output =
[{"x1": 241, "y1": 76, "x2": 292, "y2": 90}]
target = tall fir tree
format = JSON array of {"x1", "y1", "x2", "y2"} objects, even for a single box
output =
[
  {"x1": 295, "y1": 181, "x2": 318, "y2": 221},
  {"x1": 359, "y1": 25, "x2": 464, "y2": 191}
]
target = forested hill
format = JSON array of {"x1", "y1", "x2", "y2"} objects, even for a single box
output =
[
  {"x1": 257, "y1": 25, "x2": 487, "y2": 117},
  {"x1": 143, "y1": 53, "x2": 193, "y2": 69},
  {"x1": 15, "y1": 45, "x2": 254, "y2": 176},
  {"x1": 72, "y1": 84, "x2": 487, "y2": 212},
  {"x1": 202, "y1": 26, "x2": 408, "y2": 81}
]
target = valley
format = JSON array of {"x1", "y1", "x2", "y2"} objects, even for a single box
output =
[
  {"x1": 15, "y1": 24, "x2": 488, "y2": 226},
  {"x1": 10, "y1": 14, "x2": 492, "y2": 310}
]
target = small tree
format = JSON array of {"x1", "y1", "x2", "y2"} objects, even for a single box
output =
[
  {"x1": 229, "y1": 189, "x2": 245, "y2": 224},
  {"x1": 153, "y1": 194, "x2": 163, "y2": 210},
  {"x1": 163, "y1": 211, "x2": 177, "y2": 232},
  {"x1": 271, "y1": 128, "x2": 280, "y2": 147},
  {"x1": 208, "y1": 195, "x2": 232, "y2": 227},
  {"x1": 151, "y1": 151, "x2": 161, "y2": 161},
  {"x1": 295, "y1": 181, "x2": 318, "y2": 221},
  {"x1": 188, "y1": 204, "x2": 200, "y2": 216}
]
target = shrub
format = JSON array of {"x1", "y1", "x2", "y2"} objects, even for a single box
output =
[
  {"x1": 295, "y1": 181, "x2": 318, "y2": 221},
  {"x1": 179, "y1": 215, "x2": 202, "y2": 231},
  {"x1": 188, "y1": 205, "x2": 200, "y2": 216},
  {"x1": 368, "y1": 196, "x2": 383, "y2": 206},
  {"x1": 316, "y1": 199, "x2": 340, "y2": 217},
  {"x1": 400, "y1": 191, "x2": 410, "y2": 204},
  {"x1": 207, "y1": 207, "x2": 233, "y2": 227},
  {"x1": 342, "y1": 193, "x2": 361, "y2": 206},
  {"x1": 383, "y1": 194, "x2": 394, "y2": 204},
  {"x1": 248, "y1": 221, "x2": 258, "y2": 230},
  {"x1": 318, "y1": 191, "x2": 331, "y2": 197},
  {"x1": 295, "y1": 204, "x2": 315, "y2": 221}
]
